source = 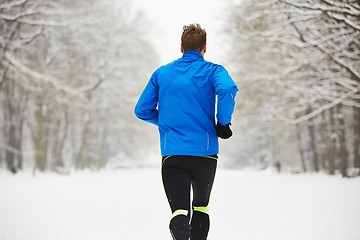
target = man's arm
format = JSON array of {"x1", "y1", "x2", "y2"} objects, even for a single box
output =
[
  {"x1": 213, "y1": 66, "x2": 238, "y2": 126},
  {"x1": 134, "y1": 72, "x2": 159, "y2": 126}
]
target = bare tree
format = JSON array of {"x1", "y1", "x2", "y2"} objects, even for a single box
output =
[
  {"x1": 224, "y1": 0, "x2": 359, "y2": 176},
  {"x1": 0, "y1": 0, "x2": 159, "y2": 172}
]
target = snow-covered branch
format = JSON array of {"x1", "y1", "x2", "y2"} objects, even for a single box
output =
[
  {"x1": 4, "y1": 52, "x2": 88, "y2": 102},
  {"x1": 326, "y1": 11, "x2": 360, "y2": 30},
  {"x1": 275, "y1": 87, "x2": 358, "y2": 125},
  {"x1": 0, "y1": 10, "x2": 38, "y2": 21},
  {"x1": 282, "y1": 0, "x2": 360, "y2": 17},
  {"x1": 0, "y1": 0, "x2": 28, "y2": 10}
]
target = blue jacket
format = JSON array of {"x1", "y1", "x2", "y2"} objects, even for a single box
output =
[{"x1": 134, "y1": 51, "x2": 238, "y2": 156}]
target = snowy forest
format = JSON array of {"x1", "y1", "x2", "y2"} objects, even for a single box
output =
[
  {"x1": 224, "y1": 0, "x2": 360, "y2": 177},
  {"x1": 0, "y1": 0, "x2": 359, "y2": 177}
]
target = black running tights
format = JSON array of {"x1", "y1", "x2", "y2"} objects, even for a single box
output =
[{"x1": 161, "y1": 155, "x2": 217, "y2": 240}]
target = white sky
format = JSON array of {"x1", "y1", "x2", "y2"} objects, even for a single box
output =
[{"x1": 125, "y1": 0, "x2": 229, "y2": 65}]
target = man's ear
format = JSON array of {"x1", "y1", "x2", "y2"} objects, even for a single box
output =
[
  {"x1": 203, "y1": 44, "x2": 207, "y2": 53},
  {"x1": 181, "y1": 45, "x2": 184, "y2": 53}
]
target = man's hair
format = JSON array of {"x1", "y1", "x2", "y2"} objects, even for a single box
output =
[{"x1": 181, "y1": 23, "x2": 206, "y2": 52}]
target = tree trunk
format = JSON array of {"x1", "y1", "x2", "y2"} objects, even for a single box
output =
[
  {"x1": 336, "y1": 105, "x2": 349, "y2": 177},
  {"x1": 328, "y1": 108, "x2": 336, "y2": 175},
  {"x1": 75, "y1": 113, "x2": 91, "y2": 170},
  {"x1": 34, "y1": 105, "x2": 47, "y2": 172},
  {"x1": 296, "y1": 125, "x2": 307, "y2": 172},
  {"x1": 318, "y1": 111, "x2": 327, "y2": 171},
  {"x1": 4, "y1": 82, "x2": 17, "y2": 173},
  {"x1": 6, "y1": 124, "x2": 16, "y2": 173},
  {"x1": 353, "y1": 105, "x2": 360, "y2": 171},
  {"x1": 52, "y1": 107, "x2": 69, "y2": 171},
  {"x1": 307, "y1": 107, "x2": 319, "y2": 172},
  {"x1": 15, "y1": 119, "x2": 24, "y2": 170}
]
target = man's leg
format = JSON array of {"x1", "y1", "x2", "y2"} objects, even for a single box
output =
[
  {"x1": 162, "y1": 156, "x2": 192, "y2": 240},
  {"x1": 190, "y1": 157, "x2": 217, "y2": 240}
]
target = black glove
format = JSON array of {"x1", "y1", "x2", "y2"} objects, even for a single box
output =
[{"x1": 215, "y1": 122, "x2": 232, "y2": 139}]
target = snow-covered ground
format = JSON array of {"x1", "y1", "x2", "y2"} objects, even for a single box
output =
[{"x1": 1, "y1": 168, "x2": 359, "y2": 240}]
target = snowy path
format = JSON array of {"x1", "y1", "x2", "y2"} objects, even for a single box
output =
[{"x1": 1, "y1": 169, "x2": 359, "y2": 240}]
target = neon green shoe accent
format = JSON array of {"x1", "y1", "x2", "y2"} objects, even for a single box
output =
[
  {"x1": 193, "y1": 205, "x2": 210, "y2": 215},
  {"x1": 172, "y1": 209, "x2": 189, "y2": 218}
]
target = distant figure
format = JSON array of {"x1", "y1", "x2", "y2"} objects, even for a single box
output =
[
  {"x1": 275, "y1": 161, "x2": 282, "y2": 174},
  {"x1": 134, "y1": 24, "x2": 238, "y2": 240}
]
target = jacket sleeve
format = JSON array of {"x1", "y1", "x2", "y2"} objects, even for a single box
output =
[
  {"x1": 213, "y1": 65, "x2": 238, "y2": 125},
  {"x1": 134, "y1": 71, "x2": 159, "y2": 126}
]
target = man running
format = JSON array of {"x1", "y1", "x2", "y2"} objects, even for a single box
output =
[{"x1": 134, "y1": 23, "x2": 238, "y2": 240}]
